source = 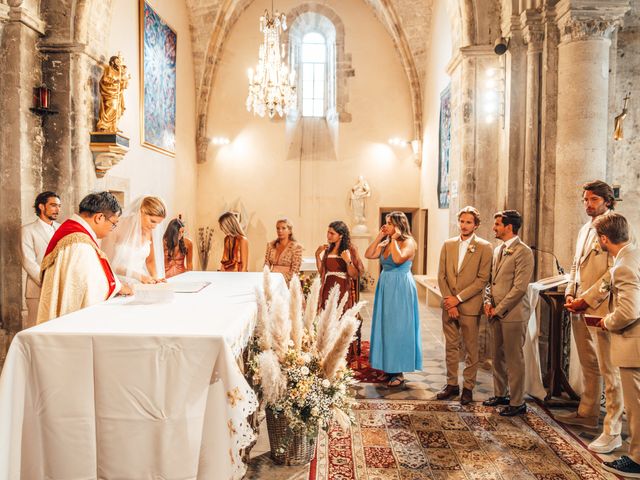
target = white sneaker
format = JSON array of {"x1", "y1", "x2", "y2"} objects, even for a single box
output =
[{"x1": 588, "y1": 433, "x2": 622, "y2": 454}]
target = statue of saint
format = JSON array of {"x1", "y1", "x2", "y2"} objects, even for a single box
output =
[
  {"x1": 96, "y1": 54, "x2": 130, "y2": 133},
  {"x1": 350, "y1": 175, "x2": 371, "y2": 227}
]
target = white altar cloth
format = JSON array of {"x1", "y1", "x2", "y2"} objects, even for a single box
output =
[{"x1": 0, "y1": 271, "x2": 286, "y2": 480}]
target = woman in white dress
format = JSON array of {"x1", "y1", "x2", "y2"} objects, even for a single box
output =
[{"x1": 102, "y1": 196, "x2": 167, "y2": 284}]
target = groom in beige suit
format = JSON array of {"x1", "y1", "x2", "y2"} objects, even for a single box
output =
[
  {"x1": 592, "y1": 213, "x2": 640, "y2": 478},
  {"x1": 483, "y1": 210, "x2": 534, "y2": 416},
  {"x1": 560, "y1": 180, "x2": 623, "y2": 455},
  {"x1": 436, "y1": 206, "x2": 492, "y2": 405}
]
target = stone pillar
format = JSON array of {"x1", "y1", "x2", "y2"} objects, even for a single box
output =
[
  {"x1": 553, "y1": 0, "x2": 630, "y2": 266},
  {"x1": 0, "y1": 1, "x2": 44, "y2": 337},
  {"x1": 521, "y1": 11, "x2": 544, "y2": 250},
  {"x1": 446, "y1": 46, "x2": 500, "y2": 242}
]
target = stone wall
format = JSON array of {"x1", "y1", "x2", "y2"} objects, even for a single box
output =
[{"x1": 609, "y1": 3, "x2": 640, "y2": 231}]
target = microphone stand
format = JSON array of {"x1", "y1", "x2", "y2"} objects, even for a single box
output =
[{"x1": 530, "y1": 245, "x2": 565, "y2": 275}]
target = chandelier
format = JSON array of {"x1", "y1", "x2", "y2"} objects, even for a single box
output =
[{"x1": 246, "y1": 4, "x2": 296, "y2": 118}]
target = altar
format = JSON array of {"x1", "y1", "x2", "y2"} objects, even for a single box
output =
[{"x1": 0, "y1": 271, "x2": 286, "y2": 480}]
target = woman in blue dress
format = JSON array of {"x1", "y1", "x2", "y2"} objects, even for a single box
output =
[{"x1": 365, "y1": 211, "x2": 422, "y2": 387}]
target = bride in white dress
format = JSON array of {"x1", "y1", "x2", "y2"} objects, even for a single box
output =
[{"x1": 101, "y1": 196, "x2": 167, "y2": 284}]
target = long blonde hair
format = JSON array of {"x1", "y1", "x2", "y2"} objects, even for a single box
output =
[
  {"x1": 218, "y1": 211, "x2": 246, "y2": 237},
  {"x1": 141, "y1": 196, "x2": 167, "y2": 218},
  {"x1": 386, "y1": 211, "x2": 413, "y2": 241}
]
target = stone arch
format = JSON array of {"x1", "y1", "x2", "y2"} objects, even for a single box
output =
[
  {"x1": 195, "y1": 0, "x2": 427, "y2": 163},
  {"x1": 283, "y1": 3, "x2": 353, "y2": 122}
]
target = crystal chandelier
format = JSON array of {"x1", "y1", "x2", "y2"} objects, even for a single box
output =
[{"x1": 246, "y1": 3, "x2": 296, "y2": 118}]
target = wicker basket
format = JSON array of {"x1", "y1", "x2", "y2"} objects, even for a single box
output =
[{"x1": 265, "y1": 407, "x2": 317, "y2": 465}]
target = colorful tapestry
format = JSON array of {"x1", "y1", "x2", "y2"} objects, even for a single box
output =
[
  {"x1": 140, "y1": 1, "x2": 177, "y2": 156},
  {"x1": 438, "y1": 84, "x2": 451, "y2": 209},
  {"x1": 311, "y1": 400, "x2": 617, "y2": 480}
]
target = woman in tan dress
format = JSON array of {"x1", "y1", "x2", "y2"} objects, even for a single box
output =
[
  {"x1": 218, "y1": 212, "x2": 249, "y2": 272},
  {"x1": 315, "y1": 220, "x2": 364, "y2": 312},
  {"x1": 163, "y1": 218, "x2": 193, "y2": 278},
  {"x1": 264, "y1": 218, "x2": 303, "y2": 285}
]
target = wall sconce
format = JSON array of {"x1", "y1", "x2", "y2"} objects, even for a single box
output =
[
  {"x1": 211, "y1": 136, "x2": 230, "y2": 146},
  {"x1": 30, "y1": 85, "x2": 58, "y2": 116}
]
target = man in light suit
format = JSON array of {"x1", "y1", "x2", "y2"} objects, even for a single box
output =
[
  {"x1": 592, "y1": 213, "x2": 640, "y2": 478},
  {"x1": 436, "y1": 206, "x2": 493, "y2": 405},
  {"x1": 560, "y1": 180, "x2": 623, "y2": 454},
  {"x1": 483, "y1": 210, "x2": 534, "y2": 416},
  {"x1": 21, "y1": 191, "x2": 61, "y2": 328}
]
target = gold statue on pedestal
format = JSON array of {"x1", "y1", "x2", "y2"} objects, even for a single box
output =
[{"x1": 97, "y1": 53, "x2": 130, "y2": 132}]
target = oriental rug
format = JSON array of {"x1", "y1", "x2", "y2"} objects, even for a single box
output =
[
  {"x1": 310, "y1": 400, "x2": 618, "y2": 480},
  {"x1": 349, "y1": 341, "x2": 386, "y2": 384}
]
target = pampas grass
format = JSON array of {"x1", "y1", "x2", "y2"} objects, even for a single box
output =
[
  {"x1": 257, "y1": 350, "x2": 286, "y2": 404},
  {"x1": 289, "y1": 275, "x2": 304, "y2": 351},
  {"x1": 254, "y1": 286, "x2": 272, "y2": 351},
  {"x1": 303, "y1": 277, "x2": 321, "y2": 341},
  {"x1": 315, "y1": 284, "x2": 341, "y2": 356},
  {"x1": 263, "y1": 265, "x2": 274, "y2": 303},
  {"x1": 269, "y1": 294, "x2": 291, "y2": 361},
  {"x1": 322, "y1": 315, "x2": 360, "y2": 380}
]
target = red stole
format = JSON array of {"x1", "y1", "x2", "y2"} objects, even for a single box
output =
[{"x1": 44, "y1": 219, "x2": 117, "y2": 298}]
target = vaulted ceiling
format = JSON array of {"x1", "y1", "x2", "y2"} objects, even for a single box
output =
[{"x1": 184, "y1": 0, "x2": 434, "y2": 161}]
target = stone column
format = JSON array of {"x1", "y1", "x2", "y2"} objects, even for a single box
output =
[
  {"x1": 446, "y1": 46, "x2": 500, "y2": 242},
  {"x1": 553, "y1": 0, "x2": 630, "y2": 266},
  {"x1": 521, "y1": 11, "x2": 544, "y2": 249},
  {"x1": 536, "y1": 4, "x2": 561, "y2": 277},
  {"x1": 0, "y1": 1, "x2": 44, "y2": 338}
]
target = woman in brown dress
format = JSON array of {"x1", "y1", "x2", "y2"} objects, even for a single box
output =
[
  {"x1": 315, "y1": 220, "x2": 364, "y2": 311},
  {"x1": 264, "y1": 218, "x2": 303, "y2": 285},
  {"x1": 163, "y1": 218, "x2": 193, "y2": 278},
  {"x1": 218, "y1": 212, "x2": 249, "y2": 272}
]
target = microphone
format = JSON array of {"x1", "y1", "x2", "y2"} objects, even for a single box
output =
[{"x1": 530, "y1": 245, "x2": 565, "y2": 275}]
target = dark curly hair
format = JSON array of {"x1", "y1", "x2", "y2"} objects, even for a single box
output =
[
  {"x1": 79, "y1": 192, "x2": 121, "y2": 217},
  {"x1": 328, "y1": 220, "x2": 351, "y2": 255},
  {"x1": 34, "y1": 191, "x2": 59, "y2": 215}
]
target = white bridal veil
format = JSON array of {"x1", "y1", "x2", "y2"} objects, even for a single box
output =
[{"x1": 101, "y1": 197, "x2": 166, "y2": 284}]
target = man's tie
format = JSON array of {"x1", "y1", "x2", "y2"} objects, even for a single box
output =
[{"x1": 496, "y1": 244, "x2": 506, "y2": 268}]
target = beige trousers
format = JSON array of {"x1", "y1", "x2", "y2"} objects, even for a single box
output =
[
  {"x1": 25, "y1": 298, "x2": 39, "y2": 329},
  {"x1": 620, "y1": 368, "x2": 640, "y2": 464},
  {"x1": 442, "y1": 311, "x2": 480, "y2": 390},
  {"x1": 491, "y1": 320, "x2": 526, "y2": 406},
  {"x1": 571, "y1": 314, "x2": 623, "y2": 435}
]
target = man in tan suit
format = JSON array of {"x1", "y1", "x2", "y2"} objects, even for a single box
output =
[
  {"x1": 483, "y1": 210, "x2": 534, "y2": 416},
  {"x1": 560, "y1": 180, "x2": 623, "y2": 455},
  {"x1": 436, "y1": 206, "x2": 492, "y2": 405},
  {"x1": 592, "y1": 213, "x2": 640, "y2": 478},
  {"x1": 21, "y1": 191, "x2": 61, "y2": 328}
]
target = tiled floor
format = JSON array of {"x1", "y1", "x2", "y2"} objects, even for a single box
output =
[{"x1": 245, "y1": 291, "x2": 631, "y2": 479}]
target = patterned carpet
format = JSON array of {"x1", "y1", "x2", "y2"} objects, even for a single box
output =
[
  {"x1": 350, "y1": 341, "x2": 386, "y2": 384},
  {"x1": 310, "y1": 400, "x2": 618, "y2": 480}
]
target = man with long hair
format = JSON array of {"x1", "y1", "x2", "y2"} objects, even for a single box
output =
[
  {"x1": 436, "y1": 206, "x2": 492, "y2": 405},
  {"x1": 558, "y1": 180, "x2": 623, "y2": 454}
]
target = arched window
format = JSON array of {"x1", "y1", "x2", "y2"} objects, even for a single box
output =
[{"x1": 301, "y1": 32, "x2": 326, "y2": 117}]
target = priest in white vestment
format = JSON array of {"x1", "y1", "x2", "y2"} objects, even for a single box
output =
[{"x1": 37, "y1": 192, "x2": 132, "y2": 324}]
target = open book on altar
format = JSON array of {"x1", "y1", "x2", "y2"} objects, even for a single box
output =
[
  {"x1": 168, "y1": 281, "x2": 211, "y2": 293},
  {"x1": 536, "y1": 274, "x2": 569, "y2": 288}
]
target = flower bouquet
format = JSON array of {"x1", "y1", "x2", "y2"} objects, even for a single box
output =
[{"x1": 250, "y1": 267, "x2": 364, "y2": 465}]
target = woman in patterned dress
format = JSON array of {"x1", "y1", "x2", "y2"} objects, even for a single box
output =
[{"x1": 264, "y1": 218, "x2": 303, "y2": 286}]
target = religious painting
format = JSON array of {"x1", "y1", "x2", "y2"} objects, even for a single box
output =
[
  {"x1": 438, "y1": 84, "x2": 451, "y2": 209},
  {"x1": 140, "y1": 0, "x2": 177, "y2": 156}
]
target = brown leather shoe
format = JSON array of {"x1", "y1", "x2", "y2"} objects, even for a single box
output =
[
  {"x1": 460, "y1": 388, "x2": 473, "y2": 405},
  {"x1": 436, "y1": 384, "x2": 460, "y2": 400}
]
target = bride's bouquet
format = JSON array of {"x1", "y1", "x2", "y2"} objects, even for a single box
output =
[{"x1": 250, "y1": 268, "x2": 364, "y2": 440}]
